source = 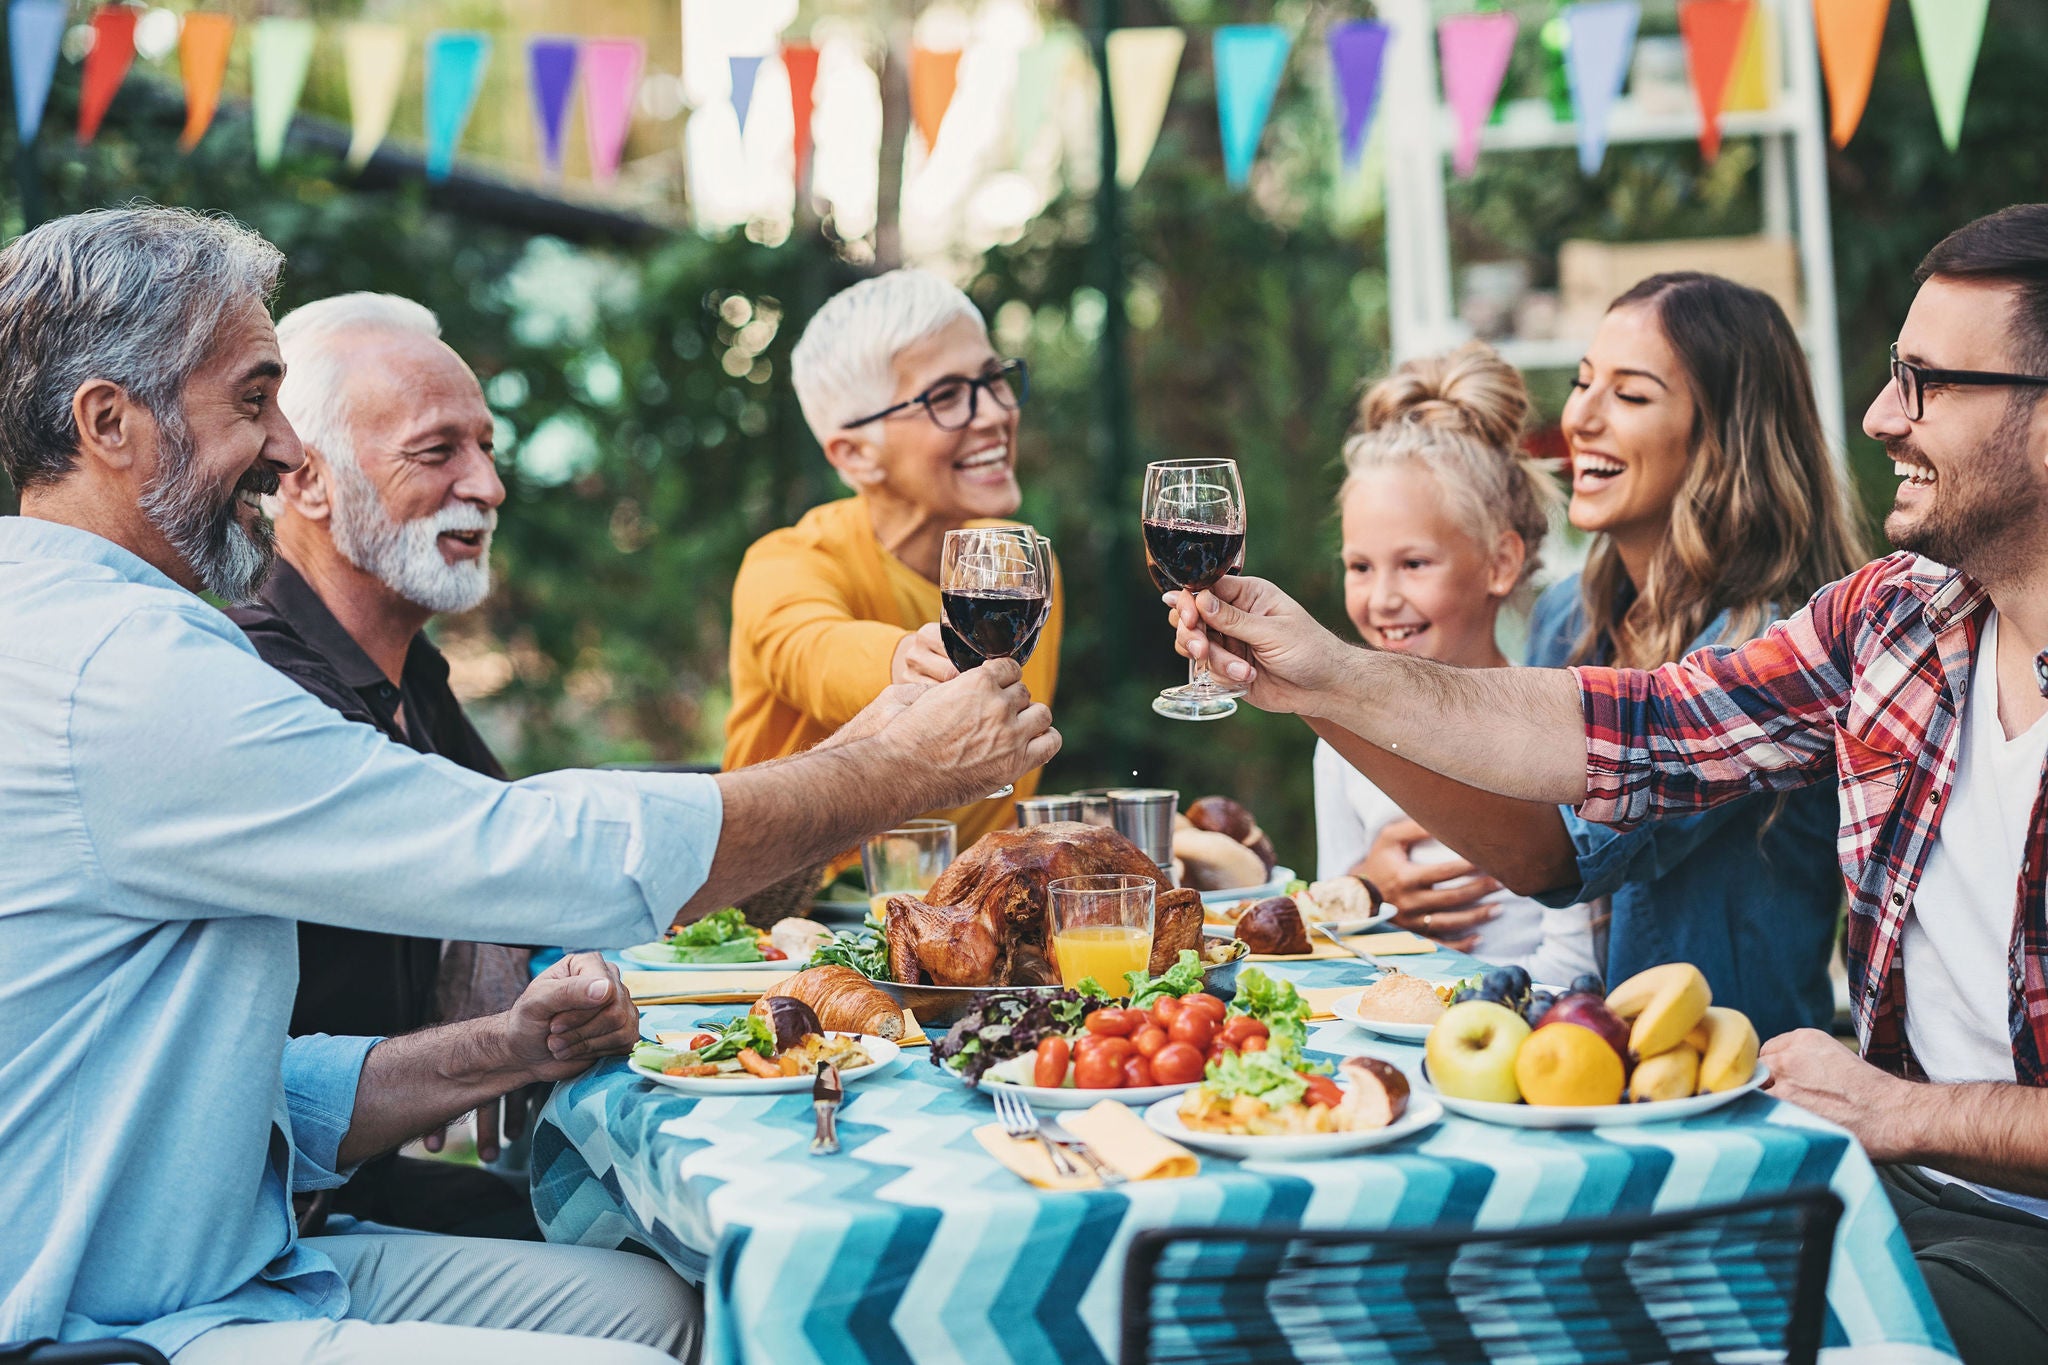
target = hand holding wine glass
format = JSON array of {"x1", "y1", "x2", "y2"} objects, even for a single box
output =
[
  {"x1": 939, "y1": 527, "x2": 1050, "y2": 797},
  {"x1": 1142, "y1": 459, "x2": 1247, "y2": 721}
]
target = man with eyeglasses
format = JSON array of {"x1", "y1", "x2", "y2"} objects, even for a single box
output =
[
  {"x1": 1161, "y1": 205, "x2": 2048, "y2": 1363},
  {"x1": 724, "y1": 269, "x2": 1063, "y2": 875}
]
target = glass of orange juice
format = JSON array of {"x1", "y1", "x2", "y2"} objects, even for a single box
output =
[
  {"x1": 862, "y1": 819, "x2": 956, "y2": 922},
  {"x1": 1048, "y1": 874, "x2": 1155, "y2": 990}
]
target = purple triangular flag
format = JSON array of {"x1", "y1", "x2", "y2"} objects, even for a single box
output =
[
  {"x1": 1328, "y1": 19, "x2": 1391, "y2": 170},
  {"x1": 528, "y1": 37, "x2": 578, "y2": 175},
  {"x1": 729, "y1": 54, "x2": 763, "y2": 134}
]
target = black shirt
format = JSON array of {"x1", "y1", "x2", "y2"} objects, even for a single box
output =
[{"x1": 228, "y1": 560, "x2": 508, "y2": 1040}]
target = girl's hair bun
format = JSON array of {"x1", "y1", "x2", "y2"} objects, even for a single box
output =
[{"x1": 1356, "y1": 340, "x2": 1530, "y2": 451}]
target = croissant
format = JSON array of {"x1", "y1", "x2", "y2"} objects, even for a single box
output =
[{"x1": 757, "y1": 965, "x2": 905, "y2": 1040}]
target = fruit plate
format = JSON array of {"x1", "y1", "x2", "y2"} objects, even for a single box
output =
[
  {"x1": 1329, "y1": 989, "x2": 1436, "y2": 1042},
  {"x1": 620, "y1": 944, "x2": 792, "y2": 971},
  {"x1": 1197, "y1": 867, "x2": 1295, "y2": 907},
  {"x1": 628, "y1": 1034, "x2": 901, "y2": 1095},
  {"x1": 977, "y1": 1075, "x2": 1195, "y2": 1110},
  {"x1": 1418, "y1": 1063, "x2": 1771, "y2": 1129},
  {"x1": 1142, "y1": 1092, "x2": 1443, "y2": 1161}
]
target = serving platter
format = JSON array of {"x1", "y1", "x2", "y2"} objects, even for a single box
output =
[
  {"x1": 1196, "y1": 866, "x2": 1295, "y2": 907},
  {"x1": 976, "y1": 1075, "x2": 1194, "y2": 1110},
  {"x1": 1415, "y1": 1063, "x2": 1771, "y2": 1129},
  {"x1": 1142, "y1": 1091, "x2": 1443, "y2": 1160},
  {"x1": 621, "y1": 943, "x2": 794, "y2": 971},
  {"x1": 628, "y1": 1033, "x2": 901, "y2": 1095},
  {"x1": 1329, "y1": 988, "x2": 1436, "y2": 1042},
  {"x1": 872, "y1": 941, "x2": 1250, "y2": 1027}
]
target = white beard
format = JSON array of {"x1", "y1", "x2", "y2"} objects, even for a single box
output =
[{"x1": 328, "y1": 456, "x2": 496, "y2": 614}]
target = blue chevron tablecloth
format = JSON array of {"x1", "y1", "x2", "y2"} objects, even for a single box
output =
[{"x1": 532, "y1": 949, "x2": 1958, "y2": 1365}]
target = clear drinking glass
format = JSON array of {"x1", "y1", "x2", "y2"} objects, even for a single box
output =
[
  {"x1": 939, "y1": 527, "x2": 1049, "y2": 798},
  {"x1": 1142, "y1": 459, "x2": 1247, "y2": 721},
  {"x1": 1047, "y1": 873, "x2": 1156, "y2": 990},
  {"x1": 861, "y1": 819, "x2": 957, "y2": 923}
]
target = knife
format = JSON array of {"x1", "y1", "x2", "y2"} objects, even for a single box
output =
[
  {"x1": 1313, "y1": 920, "x2": 1389, "y2": 971},
  {"x1": 1041, "y1": 1115, "x2": 1125, "y2": 1185},
  {"x1": 810, "y1": 1062, "x2": 842, "y2": 1155}
]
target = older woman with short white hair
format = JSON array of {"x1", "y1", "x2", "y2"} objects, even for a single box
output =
[{"x1": 724, "y1": 269, "x2": 1063, "y2": 855}]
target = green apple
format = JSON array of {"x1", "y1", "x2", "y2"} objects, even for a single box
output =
[{"x1": 1424, "y1": 1000, "x2": 1531, "y2": 1103}]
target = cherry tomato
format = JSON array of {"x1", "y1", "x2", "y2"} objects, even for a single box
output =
[
  {"x1": 1074, "y1": 1050, "x2": 1125, "y2": 1089},
  {"x1": 1207, "y1": 1041, "x2": 1226, "y2": 1062},
  {"x1": 1151, "y1": 1042, "x2": 1205, "y2": 1086},
  {"x1": 1169, "y1": 1012, "x2": 1216, "y2": 1051},
  {"x1": 760, "y1": 946, "x2": 788, "y2": 961},
  {"x1": 1240, "y1": 1034, "x2": 1268, "y2": 1053},
  {"x1": 1133, "y1": 1025, "x2": 1169, "y2": 1058},
  {"x1": 1085, "y1": 1008, "x2": 1139, "y2": 1037},
  {"x1": 1034, "y1": 1036, "x2": 1071, "y2": 1089},
  {"x1": 688, "y1": 1033, "x2": 717, "y2": 1049},
  {"x1": 1220, "y1": 1016, "x2": 1270, "y2": 1048},
  {"x1": 1122, "y1": 1056, "x2": 1157, "y2": 1089},
  {"x1": 1302, "y1": 1075, "x2": 1344, "y2": 1110},
  {"x1": 1151, "y1": 995, "x2": 1185, "y2": 1027},
  {"x1": 1181, "y1": 993, "x2": 1227, "y2": 1023}
]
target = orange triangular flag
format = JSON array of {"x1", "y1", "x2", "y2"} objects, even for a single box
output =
[
  {"x1": 1678, "y1": 0, "x2": 1753, "y2": 161},
  {"x1": 909, "y1": 47, "x2": 960, "y2": 152},
  {"x1": 1814, "y1": 0, "x2": 1890, "y2": 147},
  {"x1": 178, "y1": 13, "x2": 236, "y2": 150}
]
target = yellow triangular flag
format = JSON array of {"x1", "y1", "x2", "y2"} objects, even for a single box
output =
[
  {"x1": 344, "y1": 23, "x2": 409, "y2": 169},
  {"x1": 1105, "y1": 27, "x2": 1184, "y2": 188},
  {"x1": 1722, "y1": 1, "x2": 1771, "y2": 112}
]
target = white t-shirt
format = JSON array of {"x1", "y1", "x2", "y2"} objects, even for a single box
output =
[
  {"x1": 1906, "y1": 611, "x2": 2048, "y2": 1219},
  {"x1": 1313, "y1": 738, "x2": 1597, "y2": 985}
]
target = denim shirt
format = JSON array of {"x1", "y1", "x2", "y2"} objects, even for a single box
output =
[
  {"x1": 0, "y1": 518, "x2": 722, "y2": 1355},
  {"x1": 1528, "y1": 576, "x2": 1841, "y2": 1039}
]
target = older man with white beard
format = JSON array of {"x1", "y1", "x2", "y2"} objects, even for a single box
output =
[{"x1": 225, "y1": 294, "x2": 539, "y2": 1243}]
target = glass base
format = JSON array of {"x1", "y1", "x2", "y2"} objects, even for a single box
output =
[{"x1": 1152, "y1": 689, "x2": 1238, "y2": 722}]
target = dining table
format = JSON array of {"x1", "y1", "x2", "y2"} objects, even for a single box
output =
[{"x1": 532, "y1": 934, "x2": 1960, "y2": 1365}]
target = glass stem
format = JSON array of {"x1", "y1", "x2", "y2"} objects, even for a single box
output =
[{"x1": 1189, "y1": 655, "x2": 1213, "y2": 692}]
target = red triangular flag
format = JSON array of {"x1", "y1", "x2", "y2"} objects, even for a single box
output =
[
  {"x1": 784, "y1": 44, "x2": 820, "y2": 188},
  {"x1": 1678, "y1": 0, "x2": 1753, "y2": 161},
  {"x1": 78, "y1": 5, "x2": 139, "y2": 144}
]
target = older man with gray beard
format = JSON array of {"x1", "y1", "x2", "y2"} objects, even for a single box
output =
[{"x1": 226, "y1": 294, "x2": 539, "y2": 1243}]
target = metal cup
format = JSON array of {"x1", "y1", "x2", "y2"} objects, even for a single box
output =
[
  {"x1": 1107, "y1": 788, "x2": 1178, "y2": 870},
  {"x1": 1070, "y1": 788, "x2": 1116, "y2": 827},
  {"x1": 1016, "y1": 795, "x2": 1084, "y2": 827}
]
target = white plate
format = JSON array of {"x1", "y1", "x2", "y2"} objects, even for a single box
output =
[
  {"x1": 1417, "y1": 1063, "x2": 1771, "y2": 1129},
  {"x1": 1142, "y1": 1090, "x2": 1443, "y2": 1160},
  {"x1": 1196, "y1": 867, "x2": 1295, "y2": 907},
  {"x1": 1317, "y1": 905, "x2": 1400, "y2": 935},
  {"x1": 621, "y1": 942, "x2": 792, "y2": 971},
  {"x1": 976, "y1": 1075, "x2": 1194, "y2": 1110},
  {"x1": 628, "y1": 1034, "x2": 900, "y2": 1094},
  {"x1": 1329, "y1": 988, "x2": 1438, "y2": 1042}
]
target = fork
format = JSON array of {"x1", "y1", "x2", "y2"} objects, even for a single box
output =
[
  {"x1": 993, "y1": 1088, "x2": 1078, "y2": 1178},
  {"x1": 1042, "y1": 1113, "x2": 1126, "y2": 1186}
]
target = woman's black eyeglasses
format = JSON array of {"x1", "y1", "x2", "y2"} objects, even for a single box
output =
[
  {"x1": 846, "y1": 358, "x2": 1029, "y2": 432},
  {"x1": 1890, "y1": 343, "x2": 2048, "y2": 422}
]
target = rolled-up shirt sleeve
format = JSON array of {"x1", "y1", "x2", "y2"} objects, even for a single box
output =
[
  {"x1": 68, "y1": 606, "x2": 722, "y2": 947},
  {"x1": 281, "y1": 1033, "x2": 380, "y2": 1190}
]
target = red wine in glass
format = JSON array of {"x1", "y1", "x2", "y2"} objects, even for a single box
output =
[
  {"x1": 1141, "y1": 521, "x2": 1246, "y2": 594},
  {"x1": 1141, "y1": 459, "x2": 1247, "y2": 721},
  {"x1": 941, "y1": 588, "x2": 1047, "y2": 661},
  {"x1": 939, "y1": 527, "x2": 1049, "y2": 796}
]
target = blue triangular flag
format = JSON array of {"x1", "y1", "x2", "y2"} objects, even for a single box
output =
[
  {"x1": 424, "y1": 31, "x2": 491, "y2": 181},
  {"x1": 1328, "y1": 19, "x2": 1391, "y2": 171},
  {"x1": 1564, "y1": 1, "x2": 1641, "y2": 175},
  {"x1": 8, "y1": 0, "x2": 66, "y2": 143},
  {"x1": 1213, "y1": 24, "x2": 1291, "y2": 189},
  {"x1": 729, "y1": 54, "x2": 764, "y2": 134}
]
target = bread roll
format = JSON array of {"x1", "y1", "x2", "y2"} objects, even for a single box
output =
[
  {"x1": 759, "y1": 965, "x2": 904, "y2": 1040},
  {"x1": 1172, "y1": 828, "x2": 1268, "y2": 892},
  {"x1": 1235, "y1": 896, "x2": 1309, "y2": 955}
]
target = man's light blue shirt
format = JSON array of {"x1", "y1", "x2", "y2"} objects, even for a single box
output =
[{"x1": 0, "y1": 517, "x2": 722, "y2": 1355}]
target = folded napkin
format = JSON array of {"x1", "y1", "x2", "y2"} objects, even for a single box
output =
[
  {"x1": 1243, "y1": 939, "x2": 1355, "y2": 963},
  {"x1": 1297, "y1": 986, "x2": 1358, "y2": 1021},
  {"x1": 898, "y1": 1011, "x2": 930, "y2": 1048},
  {"x1": 975, "y1": 1099, "x2": 1199, "y2": 1190},
  {"x1": 1348, "y1": 931, "x2": 1438, "y2": 956},
  {"x1": 624, "y1": 967, "x2": 795, "y2": 1005}
]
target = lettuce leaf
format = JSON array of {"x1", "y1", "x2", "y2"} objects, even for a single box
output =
[
  {"x1": 1231, "y1": 967, "x2": 1312, "y2": 1051},
  {"x1": 1125, "y1": 950, "x2": 1205, "y2": 1011},
  {"x1": 667, "y1": 908, "x2": 754, "y2": 949},
  {"x1": 1201, "y1": 1048, "x2": 1308, "y2": 1108}
]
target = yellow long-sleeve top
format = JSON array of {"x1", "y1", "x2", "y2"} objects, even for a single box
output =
[{"x1": 723, "y1": 495, "x2": 1064, "y2": 859}]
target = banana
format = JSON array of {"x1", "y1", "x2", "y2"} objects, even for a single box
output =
[
  {"x1": 1683, "y1": 1006, "x2": 1760, "y2": 1092},
  {"x1": 1605, "y1": 962, "x2": 1711, "y2": 1059},
  {"x1": 1628, "y1": 1044, "x2": 1701, "y2": 1102}
]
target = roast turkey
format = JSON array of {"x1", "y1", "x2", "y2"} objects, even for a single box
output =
[{"x1": 884, "y1": 822, "x2": 1205, "y2": 987}]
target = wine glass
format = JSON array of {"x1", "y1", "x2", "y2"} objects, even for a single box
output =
[
  {"x1": 1141, "y1": 459, "x2": 1246, "y2": 721},
  {"x1": 940, "y1": 527, "x2": 1049, "y2": 798},
  {"x1": 941, "y1": 530, "x2": 1053, "y2": 670}
]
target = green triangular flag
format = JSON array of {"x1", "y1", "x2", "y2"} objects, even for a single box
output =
[
  {"x1": 252, "y1": 17, "x2": 318, "y2": 170},
  {"x1": 1908, "y1": 0, "x2": 1987, "y2": 152},
  {"x1": 1011, "y1": 32, "x2": 1076, "y2": 167}
]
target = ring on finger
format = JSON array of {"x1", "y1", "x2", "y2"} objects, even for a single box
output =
[{"x1": 1421, "y1": 912, "x2": 1433, "y2": 931}]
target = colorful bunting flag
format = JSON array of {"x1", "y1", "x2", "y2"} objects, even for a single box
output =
[
  {"x1": 344, "y1": 24, "x2": 408, "y2": 169},
  {"x1": 528, "y1": 37, "x2": 578, "y2": 175},
  {"x1": 1328, "y1": 19, "x2": 1391, "y2": 172},
  {"x1": 77, "y1": 4, "x2": 138, "y2": 144},
  {"x1": 582, "y1": 38, "x2": 643, "y2": 184},
  {"x1": 1563, "y1": 2, "x2": 1640, "y2": 175},
  {"x1": 9, "y1": 0, "x2": 67, "y2": 144},
  {"x1": 784, "y1": 43, "x2": 821, "y2": 188},
  {"x1": 1105, "y1": 27, "x2": 1184, "y2": 188},
  {"x1": 1722, "y1": 1, "x2": 1770, "y2": 112},
  {"x1": 1010, "y1": 33, "x2": 1074, "y2": 167},
  {"x1": 1908, "y1": 0, "x2": 1984, "y2": 152},
  {"x1": 1213, "y1": 25, "x2": 1290, "y2": 189},
  {"x1": 1813, "y1": 0, "x2": 1889, "y2": 147},
  {"x1": 1678, "y1": 0, "x2": 1752, "y2": 161},
  {"x1": 1437, "y1": 11, "x2": 1516, "y2": 178},
  {"x1": 424, "y1": 31, "x2": 492, "y2": 181},
  {"x1": 729, "y1": 54, "x2": 763, "y2": 135},
  {"x1": 176, "y1": 12, "x2": 234, "y2": 150},
  {"x1": 909, "y1": 47, "x2": 961, "y2": 152},
  {"x1": 252, "y1": 17, "x2": 318, "y2": 171}
]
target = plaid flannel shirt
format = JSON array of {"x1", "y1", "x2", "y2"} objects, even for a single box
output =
[{"x1": 1574, "y1": 552, "x2": 2048, "y2": 1085}]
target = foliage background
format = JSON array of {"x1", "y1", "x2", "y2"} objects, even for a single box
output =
[{"x1": 4, "y1": 0, "x2": 2047, "y2": 866}]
